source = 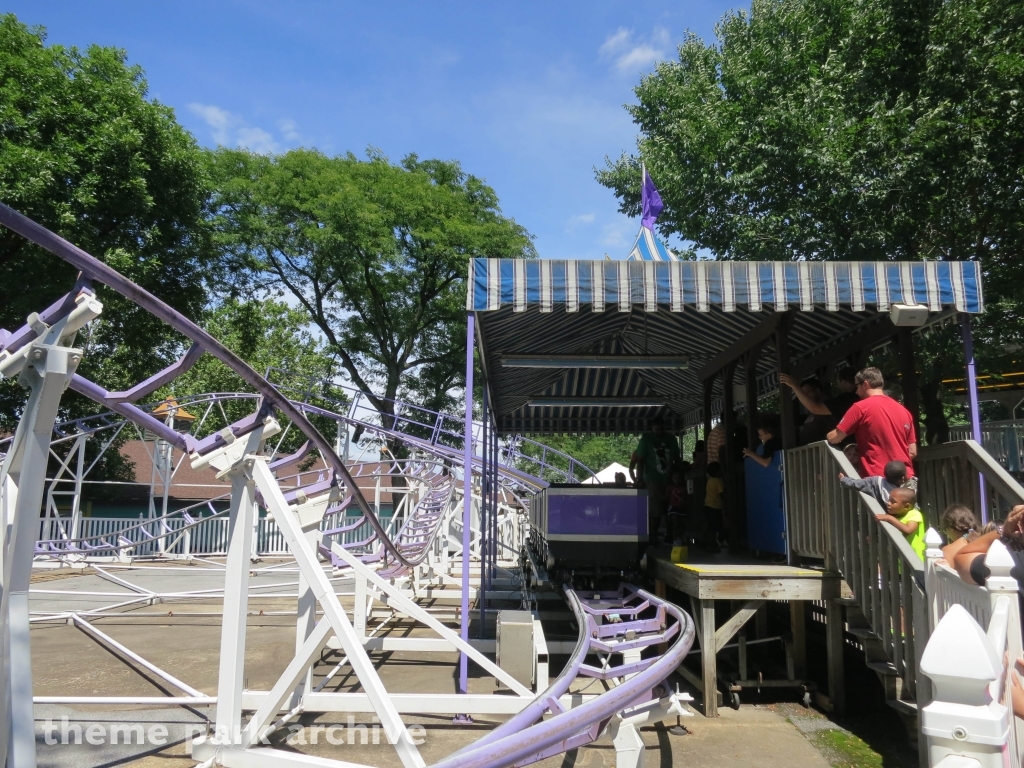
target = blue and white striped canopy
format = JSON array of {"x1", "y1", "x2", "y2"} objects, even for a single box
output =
[
  {"x1": 468, "y1": 258, "x2": 983, "y2": 314},
  {"x1": 627, "y1": 226, "x2": 679, "y2": 262}
]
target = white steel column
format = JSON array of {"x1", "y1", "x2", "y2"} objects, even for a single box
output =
[
  {"x1": 1, "y1": 342, "x2": 83, "y2": 768},
  {"x1": 250, "y1": 460, "x2": 426, "y2": 768},
  {"x1": 211, "y1": 428, "x2": 267, "y2": 745}
]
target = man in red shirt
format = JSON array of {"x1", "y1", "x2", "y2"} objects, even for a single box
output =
[{"x1": 827, "y1": 367, "x2": 917, "y2": 479}]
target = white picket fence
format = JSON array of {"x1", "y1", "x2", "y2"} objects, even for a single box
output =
[
  {"x1": 921, "y1": 529, "x2": 1024, "y2": 767},
  {"x1": 37, "y1": 509, "x2": 395, "y2": 559}
]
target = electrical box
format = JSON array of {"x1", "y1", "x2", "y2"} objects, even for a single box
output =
[{"x1": 496, "y1": 610, "x2": 535, "y2": 689}]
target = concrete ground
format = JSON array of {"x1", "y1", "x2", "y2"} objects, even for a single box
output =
[{"x1": 28, "y1": 563, "x2": 834, "y2": 768}]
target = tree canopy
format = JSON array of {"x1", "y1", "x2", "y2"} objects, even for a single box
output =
[
  {"x1": 0, "y1": 14, "x2": 211, "y2": 426},
  {"x1": 0, "y1": 15, "x2": 211, "y2": 342},
  {"x1": 598, "y1": 0, "x2": 1023, "y2": 300},
  {"x1": 208, "y1": 148, "x2": 536, "y2": 433},
  {"x1": 598, "y1": 0, "x2": 1024, "y2": 435}
]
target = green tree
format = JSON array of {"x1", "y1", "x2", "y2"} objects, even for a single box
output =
[
  {"x1": 208, "y1": 148, "x2": 535, "y2": 450},
  {"x1": 515, "y1": 433, "x2": 640, "y2": 482},
  {"x1": 598, "y1": 0, "x2": 1024, "y2": 439},
  {"x1": 0, "y1": 14, "x2": 211, "y2": 426}
]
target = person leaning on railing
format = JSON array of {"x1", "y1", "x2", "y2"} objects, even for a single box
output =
[
  {"x1": 874, "y1": 486, "x2": 926, "y2": 560},
  {"x1": 939, "y1": 504, "x2": 982, "y2": 562},
  {"x1": 952, "y1": 505, "x2": 1024, "y2": 719}
]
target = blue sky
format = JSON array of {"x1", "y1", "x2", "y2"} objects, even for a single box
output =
[{"x1": 8, "y1": 1, "x2": 743, "y2": 260}]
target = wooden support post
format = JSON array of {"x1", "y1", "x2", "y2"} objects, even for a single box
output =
[
  {"x1": 826, "y1": 598, "x2": 846, "y2": 716},
  {"x1": 722, "y1": 362, "x2": 738, "y2": 547},
  {"x1": 790, "y1": 600, "x2": 807, "y2": 680},
  {"x1": 701, "y1": 599, "x2": 718, "y2": 717},
  {"x1": 703, "y1": 378, "x2": 713, "y2": 445},
  {"x1": 744, "y1": 345, "x2": 763, "y2": 450},
  {"x1": 776, "y1": 312, "x2": 797, "y2": 449},
  {"x1": 897, "y1": 327, "x2": 920, "y2": 439}
]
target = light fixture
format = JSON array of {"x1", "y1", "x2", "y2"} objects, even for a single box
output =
[
  {"x1": 501, "y1": 355, "x2": 689, "y2": 369},
  {"x1": 526, "y1": 397, "x2": 665, "y2": 408}
]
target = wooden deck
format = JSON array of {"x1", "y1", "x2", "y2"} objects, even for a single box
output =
[
  {"x1": 648, "y1": 548, "x2": 849, "y2": 718},
  {"x1": 648, "y1": 548, "x2": 846, "y2": 600}
]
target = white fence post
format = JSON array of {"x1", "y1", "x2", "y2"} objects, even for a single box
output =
[
  {"x1": 920, "y1": 604, "x2": 1010, "y2": 767},
  {"x1": 925, "y1": 527, "x2": 944, "y2": 633}
]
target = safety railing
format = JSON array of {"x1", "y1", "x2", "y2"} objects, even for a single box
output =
[
  {"x1": 916, "y1": 439, "x2": 1024, "y2": 527},
  {"x1": 785, "y1": 441, "x2": 928, "y2": 708},
  {"x1": 950, "y1": 421, "x2": 1024, "y2": 474},
  {"x1": 920, "y1": 532, "x2": 1023, "y2": 767}
]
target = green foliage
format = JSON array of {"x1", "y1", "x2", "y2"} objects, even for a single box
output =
[
  {"x1": 599, "y1": 0, "x2": 1023, "y2": 279},
  {"x1": 207, "y1": 148, "x2": 536, "y2": 427},
  {"x1": 0, "y1": 14, "x2": 211, "y2": 427},
  {"x1": 516, "y1": 433, "x2": 640, "y2": 481},
  {"x1": 597, "y1": 0, "x2": 1024, "y2": 438}
]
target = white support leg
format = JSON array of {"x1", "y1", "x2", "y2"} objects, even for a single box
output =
[
  {"x1": 211, "y1": 428, "x2": 268, "y2": 746},
  {"x1": 1, "y1": 340, "x2": 81, "y2": 768},
  {"x1": 241, "y1": 618, "x2": 333, "y2": 747},
  {"x1": 354, "y1": 571, "x2": 367, "y2": 638},
  {"x1": 252, "y1": 460, "x2": 426, "y2": 768},
  {"x1": 612, "y1": 721, "x2": 646, "y2": 768}
]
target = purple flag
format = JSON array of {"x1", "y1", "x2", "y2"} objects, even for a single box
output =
[{"x1": 641, "y1": 168, "x2": 663, "y2": 230}]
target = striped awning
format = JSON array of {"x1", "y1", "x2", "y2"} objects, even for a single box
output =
[
  {"x1": 468, "y1": 259, "x2": 983, "y2": 314},
  {"x1": 627, "y1": 226, "x2": 679, "y2": 262}
]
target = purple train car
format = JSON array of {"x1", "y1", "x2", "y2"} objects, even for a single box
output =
[{"x1": 529, "y1": 485, "x2": 649, "y2": 572}]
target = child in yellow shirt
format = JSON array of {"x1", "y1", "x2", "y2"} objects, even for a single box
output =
[
  {"x1": 876, "y1": 486, "x2": 925, "y2": 560},
  {"x1": 702, "y1": 462, "x2": 725, "y2": 553}
]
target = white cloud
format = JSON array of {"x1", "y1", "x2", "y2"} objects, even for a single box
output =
[
  {"x1": 236, "y1": 126, "x2": 280, "y2": 154},
  {"x1": 188, "y1": 102, "x2": 289, "y2": 154},
  {"x1": 278, "y1": 118, "x2": 302, "y2": 142},
  {"x1": 568, "y1": 213, "x2": 595, "y2": 226},
  {"x1": 600, "y1": 219, "x2": 634, "y2": 249},
  {"x1": 599, "y1": 27, "x2": 670, "y2": 73},
  {"x1": 188, "y1": 103, "x2": 232, "y2": 145},
  {"x1": 599, "y1": 28, "x2": 631, "y2": 57}
]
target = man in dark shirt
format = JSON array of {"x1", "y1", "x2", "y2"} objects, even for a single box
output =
[
  {"x1": 780, "y1": 368, "x2": 860, "y2": 444},
  {"x1": 630, "y1": 415, "x2": 682, "y2": 542}
]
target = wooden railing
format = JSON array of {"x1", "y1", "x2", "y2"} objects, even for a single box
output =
[
  {"x1": 917, "y1": 439, "x2": 1024, "y2": 527},
  {"x1": 786, "y1": 439, "x2": 1024, "y2": 766},
  {"x1": 785, "y1": 442, "x2": 929, "y2": 708}
]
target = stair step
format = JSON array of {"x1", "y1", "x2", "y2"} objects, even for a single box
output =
[
  {"x1": 867, "y1": 661, "x2": 899, "y2": 677},
  {"x1": 835, "y1": 597, "x2": 861, "y2": 607},
  {"x1": 887, "y1": 699, "x2": 918, "y2": 716}
]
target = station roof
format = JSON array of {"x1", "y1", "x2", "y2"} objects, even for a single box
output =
[{"x1": 469, "y1": 258, "x2": 983, "y2": 435}]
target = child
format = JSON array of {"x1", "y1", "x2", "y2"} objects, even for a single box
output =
[
  {"x1": 742, "y1": 419, "x2": 782, "y2": 468},
  {"x1": 702, "y1": 462, "x2": 725, "y2": 553},
  {"x1": 666, "y1": 470, "x2": 688, "y2": 545},
  {"x1": 839, "y1": 460, "x2": 906, "y2": 507},
  {"x1": 939, "y1": 504, "x2": 981, "y2": 562},
  {"x1": 876, "y1": 486, "x2": 925, "y2": 560}
]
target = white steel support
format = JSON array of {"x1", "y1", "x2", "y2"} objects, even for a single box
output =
[
  {"x1": 292, "y1": 490, "x2": 336, "y2": 708},
  {"x1": 328, "y1": 539, "x2": 532, "y2": 696},
  {"x1": 354, "y1": 571, "x2": 368, "y2": 638},
  {"x1": 1, "y1": 325, "x2": 90, "y2": 768},
  {"x1": 211, "y1": 426, "x2": 270, "y2": 746},
  {"x1": 250, "y1": 460, "x2": 426, "y2": 768}
]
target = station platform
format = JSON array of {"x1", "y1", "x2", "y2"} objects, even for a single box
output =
[{"x1": 647, "y1": 547, "x2": 850, "y2": 717}]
